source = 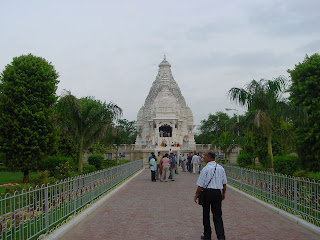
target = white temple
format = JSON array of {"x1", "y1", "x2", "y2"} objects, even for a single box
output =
[{"x1": 135, "y1": 56, "x2": 196, "y2": 152}]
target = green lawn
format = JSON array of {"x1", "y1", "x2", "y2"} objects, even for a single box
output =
[{"x1": 0, "y1": 171, "x2": 38, "y2": 185}]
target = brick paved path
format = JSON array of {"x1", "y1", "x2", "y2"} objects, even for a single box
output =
[{"x1": 60, "y1": 169, "x2": 319, "y2": 240}]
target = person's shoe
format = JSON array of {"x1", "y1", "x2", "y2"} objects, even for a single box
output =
[
  {"x1": 200, "y1": 235, "x2": 211, "y2": 240},
  {"x1": 171, "y1": 179, "x2": 175, "y2": 181}
]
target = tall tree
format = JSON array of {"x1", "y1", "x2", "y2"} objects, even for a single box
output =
[
  {"x1": 55, "y1": 92, "x2": 122, "y2": 173},
  {"x1": 288, "y1": 53, "x2": 320, "y2": 171},
  {"x1": 228, "y1": 77, "x2": 306, "y2": 169},
  {"x1": 0, "y1": 54, "x2": 59, "y2": 182}
]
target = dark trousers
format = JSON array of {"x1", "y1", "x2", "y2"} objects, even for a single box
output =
[
  {"x1": 203, "y1": 189, "x2": 225, "y2": 240},
  {"x1": 151, "y1": 170, "x2": 156, "y2": 182}
]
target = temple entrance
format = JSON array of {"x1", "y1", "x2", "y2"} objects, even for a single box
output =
[{"x1": 159, "y1": 124, "x2": 172, "y2": 137}]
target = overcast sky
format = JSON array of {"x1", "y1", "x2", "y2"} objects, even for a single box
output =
[{"x1": 1, "y1": 0, "x2": 319, "y2": 126}]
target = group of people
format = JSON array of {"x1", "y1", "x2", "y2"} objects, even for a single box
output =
[
  {"x1": 180, "y1": 152, "x2": 203, "y2": 174},
  {"x1": 148, "y1": 152, "x2": 178, "y2": 182},
  {"x1": 149, "y1": 150, "x2": 227, "y2": 240}
]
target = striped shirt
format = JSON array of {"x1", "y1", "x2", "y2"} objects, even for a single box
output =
[{"x1": 196, "y1": 161, "x2": 227, "y2": 189}]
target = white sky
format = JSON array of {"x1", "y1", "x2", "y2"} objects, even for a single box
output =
[{"x1": 1, "y1": 0, "x2": 319, "y2": 126}]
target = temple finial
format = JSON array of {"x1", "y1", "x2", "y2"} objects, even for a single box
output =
[{"x1": 164, "y1": 54, "x2": 166, "y2": 60}]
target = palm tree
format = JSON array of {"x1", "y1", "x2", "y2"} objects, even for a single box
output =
[
  {"x1": 55, "y1": 91, "x2": 122, "y2": 173},
  {"x1": 228, "y1": 77, "x2": 306, "y2": 169}
]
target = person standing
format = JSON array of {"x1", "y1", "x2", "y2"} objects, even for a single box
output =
[
  {"x1": 181, "y1": 153, "x2": 187, "y2": 172},
  {"x1": 194, "y1": 150, "x2": 227, "y2": 240},
  {"x1": 191, "y1": 152, "x2": 201, "y2": 174},
  {"x1": 169, "y1": 152, "x2": 176, "y2": 181},
  {"x1": 161, "y1": 153, "x2": 170, "y2": 182},
  {"x1": 187, "y1": 152, "x2": 193, "y2": 173},
  {"x1": 149, "y1": 156, "x2": 157, "y2": 182}
]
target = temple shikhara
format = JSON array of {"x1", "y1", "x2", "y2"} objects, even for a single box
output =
[{"x1": 135, "y1": 56, "x2": 196, "y2": 152}]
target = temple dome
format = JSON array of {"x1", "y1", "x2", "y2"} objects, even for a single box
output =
[{"x1": 158, "y1": 55, "x2": 171, "y2": 68}]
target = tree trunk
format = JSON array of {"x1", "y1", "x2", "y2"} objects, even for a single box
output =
[
  {"x1": 23, "y1": 169, "x2": 29, "y2": 183},
  {"x1": 267, "y1": 135, "x2": 274, "y2": 171}
]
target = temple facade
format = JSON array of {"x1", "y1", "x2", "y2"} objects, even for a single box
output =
[{"x1": 135, "y1": 56, "x2": 196, "y2": 152}]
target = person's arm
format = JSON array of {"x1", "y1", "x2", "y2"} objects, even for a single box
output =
[
  {"x1": 222, "y1": 184, "x2": 226, "y2": 200},
  {"x1": 194, "y1": 185, "x2": 203, "y2": 203}
]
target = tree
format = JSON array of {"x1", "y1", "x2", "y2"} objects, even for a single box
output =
[
  {"x1": 288, "y1": 53, "x2": 320, "y2": 171},
  {"x1": 196, "y1": 112, "x2": 230, "y2": 144},
  {"x1": 215, "y1": 131, "x2": 236, "y2": 164},
  {"x1": 0, "y1": 54, "x2": 59, "y2": 182},
  {"x1": 55, "y1": 92, "x2": 122, "y2": 173},
  {"x1": 101, "y1": 118, "x2": 137, "y2": 164},
  {"x1": 228, "y1": 77, "x2": 306, "y2": 169}
]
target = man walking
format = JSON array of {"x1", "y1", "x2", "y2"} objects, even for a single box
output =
[
  {"x1": 194, "y1": 150, "x2": 227, "y2": 240},
  {"x1": 169, "y1": 152, "x2": 176, "y2": 181}
]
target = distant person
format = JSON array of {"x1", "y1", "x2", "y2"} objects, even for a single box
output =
[
  {"x1": 191, "y1": 153, "x2": 201, "y2": 174},
  {"x1": 194, "y1": 150, "x2": 227, "y2": 240},
  {"x1": 161, "y1": 153, "x2": 170, "y2": 182},
  {"x1": 169, "y1": 152, "x2": 176, "y2": 181},
  {"x1": 180, "y1": 153, "x2": 187, "y2": 172},
  {"x1": 149, "y1": 156, "x2": 157, "y2": 182}
]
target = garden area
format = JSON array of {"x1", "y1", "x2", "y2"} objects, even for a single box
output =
[
  {"x1": 196, "y1": 53, "x2": 320, "y2": 181},
  {"x1": 0, "y1": 154, "x2": 131, "y2": 196}
]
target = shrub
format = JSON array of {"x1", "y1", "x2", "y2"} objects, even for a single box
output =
[
  {"x1": 30, "y1": 170, "x2": 57, "y2": 186},
  {"x1": 53, "y1": 161, "x2": 73, "y2": 180},
  {"x1": 273, "y1": 155, "x2": 299, "y2": 176},
  {"x1": 44, "y1": 156, "x2": 74, "y2": 175},
  {"x1": 83, "y1": 165, "x2": 96, "y2": 174},
  {"x1": 246, "y1": 164, "x2": 267, "y2": 171},
  {"x1": 88, "y1": 154, "x2": 104, "y2": 169},
  {"x1": 237, "y1": 153, "x2": 253, "y2": 167}
]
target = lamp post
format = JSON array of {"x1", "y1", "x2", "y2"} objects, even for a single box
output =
[{"x1": 225, "y1": 108, "x2": 239, "y2": 153}]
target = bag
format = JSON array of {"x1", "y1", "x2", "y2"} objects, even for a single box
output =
[{"x1": 197, "y1": 190, "x2": 204, "y2": 205}]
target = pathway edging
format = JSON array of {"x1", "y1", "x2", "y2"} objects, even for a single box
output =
[
  {"x1": 227, "y1": 184, "x2": 320, "y2": 236},
  {"x1": 44, "y1": 169, "x2": 144, "y2": 240}
]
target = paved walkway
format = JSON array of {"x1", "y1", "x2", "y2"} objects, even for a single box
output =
[{"x1": 60, "y1": 168, "x2": 319, "y2": 240}]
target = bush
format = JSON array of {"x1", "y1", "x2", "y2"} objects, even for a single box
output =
[
  {"x1": 273, "y1": 155, "x2": 299, "y2": 176},
  {"x1": 88, "y1": 154, "x2": 104, "y2": 169},
  {"x1": 246, "y1": 164, "x2": 266, "y2": 171},
  {"x1": 237, "y1": 153, "x2": 253, "y2": 167},
  {"x1": 53, "y1": 161, "x2": 73, "y2": 180},
  {"x1": 44, "y1": 156, "x2": 74, "y2": 175},
  {"x1": 30, "y1": 170, "x2": 57, "y2": 186},
  {"x1": 83, "y1": 164, "x2": 96, "y2": 174}
]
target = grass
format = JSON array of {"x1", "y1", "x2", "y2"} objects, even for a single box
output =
[{"x1": 0, "y1": 171, "x2": 38, "y2": 185}]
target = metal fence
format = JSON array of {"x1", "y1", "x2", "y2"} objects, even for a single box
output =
[
  {"x1": 0, "y1": 160, "x2": 143, "y2": 240},
  {"x1": 223, "y1": 165, "x2": 320, "y2": 227}
]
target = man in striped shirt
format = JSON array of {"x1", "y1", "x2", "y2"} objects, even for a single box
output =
[{"x1": 194, "y1": 150, "x2": 227, "y2": 240}]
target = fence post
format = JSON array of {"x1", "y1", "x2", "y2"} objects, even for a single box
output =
[
  {"x1": 270, "y1": 174, "x2": 273, "y2": 202},
  {"x1": 294, "y1": 178, "x2": 297, "y2": 213},
  {"x1": 73, "y1": 179, "x2": 77, "y2": 214},
  {"x1": 45, "y1": 187, "x2": 49, "y2": 233}
]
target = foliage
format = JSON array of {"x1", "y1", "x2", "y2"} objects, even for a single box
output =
[
  {"x1": 88, "y1": 154, "x2": 104, "y2": 169},
  {"x1": 30, "y1": 170, "x2": 57, "y2": 186},
  {"x1": 273, "y1": 155, "x2": 299, "y2": 176},
  {"x1": 215, "y1": 131, "x2": 236, "y2": 163},
  {"x1": 288, "y1": 53, "x2": 320, "y2": 171},
  {"x1": 103, "y1": 159, "x2": 130, "y2": 168},
  {"x1": 53, "y1": 160, "x2": 73, "y2": 180},
  {"x1": 83, "y1": 164, "x2": 96, "y2": 174},
  {"x1": 54, "y1": 91, "x2": 122, "y2": 173},
  {"x1": 237, "y1": 153, "x2": 254, "y2": 167},
  {"x1": 196, "y1": 112, "x2": 231, "y2": 144},
  {"x1": 44, "y1": 156, "x2": 74, "y2": 175},
  {"x1": 228, "y1": 77, "x2": 306, "y2": 169},
  {"x1": 0, "y1": 54, "x2": 59, "y2": 182}
]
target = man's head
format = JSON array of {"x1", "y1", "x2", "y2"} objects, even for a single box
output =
[{"x1": 204, "y1": 150, "x2": 216, "y2": 162}]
